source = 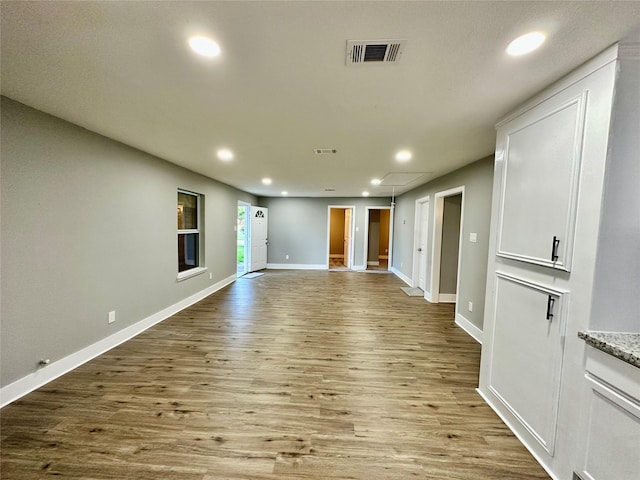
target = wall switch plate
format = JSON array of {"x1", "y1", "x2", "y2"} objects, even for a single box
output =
[
  {"x1": 108, "y1": 311, "x2": 116, "y2": 324},
  {"x1": 209, "y1": 272, "x2": 213, "y2": 279},
  {"x1": 469, "y1": 233, "x2": 477, "y2": 243},
  {"x1": 468, "y1": 302, "x2": 473, "y2": 312},
  {"x1": 285, "y1": 254, "x2": 289, "y2": 260}
]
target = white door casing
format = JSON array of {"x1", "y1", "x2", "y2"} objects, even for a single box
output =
[{"x1": 250, "y1": 206, "x2": 268, "y2": 272}]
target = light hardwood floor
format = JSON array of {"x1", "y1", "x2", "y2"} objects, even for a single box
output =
[{"x1": 1, "y1": 270, "x2": 549, "y2": 479}]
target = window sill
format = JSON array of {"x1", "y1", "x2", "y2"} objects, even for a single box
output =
[{"x1": 176, "y1": 266, "x2": 208, "y2": 282}]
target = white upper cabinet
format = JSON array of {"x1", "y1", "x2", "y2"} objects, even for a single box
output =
[{"x1": 495, "y1": 91, "x2": 588, "y2": 271}]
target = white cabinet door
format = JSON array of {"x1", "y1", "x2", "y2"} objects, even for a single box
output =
[
  {"x1": 488, "y1": 273, "x2": 567, "y2": 454},
  {"x1": 496, "y1": 93, "x2": 588, "y2": 271},
  {"x1": 581, "y1": 374, "x2": 640, "y2": 480}
]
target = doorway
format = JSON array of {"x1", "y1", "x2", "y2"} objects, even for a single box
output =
[
  {"x1": 327, "y1": 206, "x2": 355, "y2": 270},
  {"x1": 237, "y1": 202, "x2": 250, "y2": 276},
  {"x1": 364, "y1": 206, "x2": 393, "y2": 271},
  {"x1": 430, "y1": 187, "x2": 464, "y2": 304},
  {"x1": 412, "y1": 195, "x2": 430, "y2": 296}
]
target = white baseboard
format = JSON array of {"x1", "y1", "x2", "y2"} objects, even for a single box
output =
[
  {"x1": 424, "y1": 290, "x2": 433, "y2": 302},
  {"x1": 439, "y1": 293, "x2": 457, "y2": 303},
  {"x1": 476, "y1": 388, "x2": 559, "y2": 480},
  {"x1": 367, "y1": 261, "x2": 380, "y2": 266},
  {"x1": 455, "y1": 313, "x2": 483, "y2": 344},
  {"x1": 0, "y1": 273, "x2": 237, "y2": 408},
  {"x1": 352, "y1": 264, "x2": 366, "y2": 271},
  {"x1": 267, "y1": 263, "x2": 326, "y2": 270},
  {"x1": 391, "y1": 267, "x2": 412, "y2": 286},
  {"x1": 329, "y1": 254, "x2": 344, "y2": 259}
]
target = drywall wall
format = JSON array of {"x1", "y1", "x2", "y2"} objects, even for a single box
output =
[
  {"x1": 440, "y1": 194, "x2": 462, "y2": 295},
  {"x1": 0, "y1": 97, "x2": 256, "y2": 388},
  {"x1": 257, "y1": 197, "x2": 391, "y2": 268},
  {"x1": 392, "y1": 156, "x2": 494, "y2": 331}
]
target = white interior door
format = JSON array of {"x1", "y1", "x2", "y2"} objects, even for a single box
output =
[
  {"x1": 250, "y1": 206, "x2": 268, "y2": 272},
  {"x1": 418, "y1": 202, "x2": 429, "y2": 290},
  {"x1": 344, "y1": 208, "x2": 352, "y2": 268}
]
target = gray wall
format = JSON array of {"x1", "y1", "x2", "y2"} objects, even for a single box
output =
[
  {"x1": 0, "y1": 97, "x2": 256, "y2": 387},
  {"x1": 257, "y1": 197, "x2": 391, "y2": 267},
  {"x1": 392, "y1": 156, "x2": 494, "y2": 330},
  {"x1": 440, "y1": 194, "x2": 462, "y2": 294}
]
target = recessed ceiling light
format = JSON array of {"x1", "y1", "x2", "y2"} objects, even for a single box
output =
[
  {"x1": 217, "y1": 149, "x2": 233, "y2": 161},
  {"x1": 189, "y1": 36, "x2": 221, "y2": 58},
  {"x1": 371, "y1": 178, "x2": 381, "y2": 186},
  {"x1": 362, "y1": 191, "x2": 370, "y2": 197},
  {"x1": 262, "y1": 178, "x2": 272, "y2": 185},
  {"x1": 506, "y1": 32, "x2": 545, "y2": 56},
  {"x1": 395, "y1": 150, "x2": 412, "y2": 162},
  {"x1": 281, "y1": 191, "x2": 288, "y2": 196}
]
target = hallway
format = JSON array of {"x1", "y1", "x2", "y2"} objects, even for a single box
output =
[{"x1": 1, "y1": 271, "x2": 548, "y2": 479}]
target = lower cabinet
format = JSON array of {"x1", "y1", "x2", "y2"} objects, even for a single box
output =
[
  {"x1": 487, "y1": 273, "x2": 567, "y2": 455},
  {"x1": 579, "y1": 348, "x2": 640, "y2": 480}
]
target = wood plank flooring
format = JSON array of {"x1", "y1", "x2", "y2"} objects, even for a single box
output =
[{"x1": 1, "y1": 270, "x2": 549, "y2": 479}]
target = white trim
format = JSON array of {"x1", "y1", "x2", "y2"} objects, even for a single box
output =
[
  {"x1": 267, "y1": 263, "x2": 326, "y2": 270},
  {"x1": 412, "y1": 195, "x2": 430, "y2": 289},
  {"x1": 176, "y1": 266, "x2": 208, "y2": 282},
  {"x1": 424, "y1": 290, "x2": 433, "y2": 302},
  {"x1": 455, "y1": 313, "x2": 483, "y2": 344},
  {"x1": 0, "y1": 273, "x2": 237, "y2": 408},
  {"x1": 391, "y1": 267, "x2": 412, "y2": 286},
  {"x1": 352, "y1": 264, "x2": 366, "y2": 271},
  {"x1": 476, "y1": 388, "x2": 560, "y2": 480},
  {"x1": 439, "y1": 293, "x2": 457, "y2": 303}
]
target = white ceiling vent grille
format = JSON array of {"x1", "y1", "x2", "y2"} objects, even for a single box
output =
[
  {"x1": 346, "y1": 39, "x2": 407, "y2": 66},
  {"x1": 314, "y1": 148, "x2": 337, "y2": 155}
]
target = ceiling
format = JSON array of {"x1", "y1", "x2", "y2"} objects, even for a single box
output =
[{"x1": 2, "y1": 2, "x2": 640, "y2": 197}]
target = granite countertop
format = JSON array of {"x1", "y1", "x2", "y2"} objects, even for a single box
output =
[{"x1": 578, "y1": 331, "x2": 640, "y2": 369}]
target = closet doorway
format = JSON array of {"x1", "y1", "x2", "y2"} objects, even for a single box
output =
[
  {"x1": 327, "y1": 206, "x2": 355, "y2": 270},
  {"x1": 430, "y1": 187, "x2": 464, "y2": 303},
  {"x1": 364, "y1": 206, "x2": 393, "y2": 271}
]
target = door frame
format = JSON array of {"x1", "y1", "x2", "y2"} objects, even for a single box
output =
[
  {"x1": 412, "y1": 195, "x2": 430, "y2": 291},
  {"x1": 430, "y1": 186, "x2": 465, "y2": 304},
  {"x1": 237, "y1": 200, "x2": 251, "y2": 277},
  {"x1": 363, "y1": 206, "x2": 394, "y2": 270},
  {"x1": 326, "y1": 205, "x2": 356, "y2": 270}
]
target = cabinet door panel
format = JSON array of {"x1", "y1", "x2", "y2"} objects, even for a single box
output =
[
  {"x1": 488, "y1": 273, "x2": 567, "y2": 454},
  {"x1": 497, "y1": 94, "x2": 586, "y2": 271},
  {"x1": 582, "y1": 377, "x2": 640, "y2": 480}
]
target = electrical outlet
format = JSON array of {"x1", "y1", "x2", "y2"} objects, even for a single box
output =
[
  {"x1": 108, "y1": 310, "x2": 116, "y2": 324},
  {"x1": 285, "y1": 254, "x2": 289, "y2": 260},
  {"x1": 468, "y1": 302, "x2": 473, "y2": 312},
  {"x1": 469, "y1": 233, "x2": 477, "y2": 243},
  {"x1": 209, "y1": 272, "x2": 213, "y2": 279}
]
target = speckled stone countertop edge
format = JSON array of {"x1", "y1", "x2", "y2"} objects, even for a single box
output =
[{"x1": 578, "y1": 331, "x2": 640, "y2": 369}]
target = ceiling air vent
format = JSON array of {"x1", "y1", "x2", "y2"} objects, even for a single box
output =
[
  {"x1": 346, "y1": 39, "x2": 407, "y2": 66},
  {"x1": 314, "y1": 149, "x2": 337, "y2": 155}
]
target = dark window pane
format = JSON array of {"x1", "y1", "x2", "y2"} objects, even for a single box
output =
[
  {"x1": 178, "y1": 192, "x2": 198, "y2": 230},
  {"x1": 178, "y1": 233, "x2": 199, "y2": 272}
]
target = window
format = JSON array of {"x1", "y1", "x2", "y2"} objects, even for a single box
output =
[{"x1": 177, "y1": 190, "x2": 201, "y2": 274}]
